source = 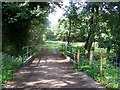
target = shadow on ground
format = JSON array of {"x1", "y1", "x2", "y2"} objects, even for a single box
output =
[{"x1": 3, "y1": 47, "x2": 106, "y2": 89}]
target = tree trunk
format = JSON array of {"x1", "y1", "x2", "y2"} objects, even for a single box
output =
[
  {"x1": 67, "y1": 30, "x2": 71, "y2": 45},
  {"x1": 84, "y1": 32, "x2": 91, "y2": 49},
  {"x1": 85, "y1": 5, "x2": 98, "y2": 58},
  {"x1": 86, "y1": 39, "x2": 94, "y2": 58},
  {"x1": 67, "y1": 17, "x2": 71, "y2": 45},
  {"x1": 85, "y1": 26, "x2": 95, "y2": 58}
]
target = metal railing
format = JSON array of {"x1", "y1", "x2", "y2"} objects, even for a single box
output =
[
  {"x1": 22, "y1": 45, "x2": 35, "y2": 65},
  {"x1": 62, "y1": 44, "x2": 85, "y2": 67}
]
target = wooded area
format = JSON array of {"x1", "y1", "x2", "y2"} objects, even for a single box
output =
[{"x1": 1, "y1": 1, "x2": 120, "y2": 89}]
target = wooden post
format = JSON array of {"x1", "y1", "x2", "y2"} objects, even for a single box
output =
[
  {"x1": 90, "y1": 50, "x2": 93, "y2": 65},
  {"x1": 100, "y1": 51, "x2": 103, "y2": 76},
  {"x1": 77, "y1": 49, "x2": 80, "y2": 64},
  {"x1": 74, "y1": 53, "x2": 76, "y2": 67},
  {"x1": 75, "y1": 48, "x2": 78, "y2": 68}
]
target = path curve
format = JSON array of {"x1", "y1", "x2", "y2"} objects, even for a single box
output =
[{"x1": 3, "y1": 47, "x2": 106, "y2": 89}]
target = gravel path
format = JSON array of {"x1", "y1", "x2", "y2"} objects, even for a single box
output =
[{"x1": 3, "y1": 47, "x2": 106, "y2": 89}]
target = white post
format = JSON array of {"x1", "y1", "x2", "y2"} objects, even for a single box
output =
[{"x1": 90, "y1": 50, "x2": 93, "y2": 65}]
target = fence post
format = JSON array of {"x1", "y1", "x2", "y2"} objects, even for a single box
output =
[
  {"x1": 30, "y1": 46, "x2": 32, "y2": 56},
  {"x1": 77, "y1": 49, "x2": 80, "y2": 65},
  {"x1": 74, "y1": 53, "x2": 76, "y2": 67},
  {"x1": 69, "y1": 46, "x2": 71, "y2": 55},
  {"x1": 90, "y1": 50, "x2": 93, "y2": 65},
  {"x1": 65, "y1": 45, "x2": 67, "y2": 53},
  {"x1": 62, "y1": 44, "x2": 64, "y2": 52},
  {"x1": 70, "y1": 46, "x2": 72, "y2": 54},
  {"x1": 100, "y1": 51, "x2": 103, "y2": 76},
  {"x1": 27, "y1": 47, "x2": 28, "y2": 59}
]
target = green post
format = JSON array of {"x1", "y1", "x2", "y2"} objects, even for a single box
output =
[
  {"x1": 31, "y1": 47, "x2": 33, "y2": 55},
  {"x1": 75, "y1": 48, "x2": 78, "y2": 68},
  {"x1": 62, "y1": 44, "x2": 64, "y2": 52},
  {"x1": 70, "y1": 46, "x2": 72, "y2": 56},
  {"x1": 68, "y1": 46, "x2": 69, "y2": 51},
  {"x1": 71, "y1": 47, "x2": 73, "y2": 54},
  {"x1": 65, "y1": 45, "x2": 67, "y2": 53},
  {"x1": 30, "y1": 46, "x2": 33, "y2": 56},
  {"x1": 22, "y1": 47, "x2": 24, "y2": 65},
  {"x1": 27, "y1": 47, "x2": 28, "y2": 59}
]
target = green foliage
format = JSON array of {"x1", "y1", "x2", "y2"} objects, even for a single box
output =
[
  {"x1": 56, "y1": 2, "x2": 120, "y2": 57},
  {"x1": 57, "y1": 2, "x2": 82, "y2": 43},
  {"x1": 44, "y1": 40, "x2": 64, "y2": 51},
  {"x1": 77, "y1": 46, "x2": 85, "y2": 53},
  {"x1": 2, "y1": 2, "x2": 50, "y2": 55},
  {"x1": 2, "y1": 53, "x2": 22, "y2": 83},
  {"x1": 76, "y1": 54, "x2": 119, "y2": 88},
  {"x1": 63, "y1": 42, "x2": 119, "y2": 88},
  {"x1": 104, "y1": 2, "x2": 120, "y2": 55},
  {"x1": 45, "y1": 29, "x2": 57, "y2": 41}
]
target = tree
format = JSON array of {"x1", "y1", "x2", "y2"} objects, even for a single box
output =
[
  {"x1": 58, "y1": 1, "x2": 80, "y2": 45},
  {"x1": 2, "y1": 2, "x2": 51, "y2": 55},
  {"x1": 105, "y1": 2, "x2": 120, "y2": 56},
  {"x1": 83, "y1": 2, "x2": 100, "y2": 57}
]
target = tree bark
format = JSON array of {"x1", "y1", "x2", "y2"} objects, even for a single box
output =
[
  {"x1": 84, "y1": 32, "x2": 91, "y2": 49},
  {"x1": 85, "y1": 5, "x2": 98, "y2": 58},
  {"x1": 67, "y1": 17, "x2": 71, "y2": 45},
  {"x1": 86, "y1": 36, "x2": 94, "y2": 58}
]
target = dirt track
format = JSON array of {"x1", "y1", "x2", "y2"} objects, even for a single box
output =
[{"x1": 3, "y1": 47, "x2": 105, "y2": 89}]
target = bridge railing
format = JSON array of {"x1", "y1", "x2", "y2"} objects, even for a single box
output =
[
  {"x1": 62, "y1": 44, "x2": 85, "y2": 67},
  {"x1": 22, "y1": 45, "x2": 36, "y2": 65}
]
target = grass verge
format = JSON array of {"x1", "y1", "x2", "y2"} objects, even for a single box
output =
[{"x1": 2, "y1": 53, "x2": 22, "y2": 84}]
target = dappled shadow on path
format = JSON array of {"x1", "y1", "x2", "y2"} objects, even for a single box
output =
[{"x1": 3, "y1": 47, "x2": 105, "y2": 89}]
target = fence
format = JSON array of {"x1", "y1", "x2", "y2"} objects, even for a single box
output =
[{"x1": 62, "y1": 44, "x2": 119, "y2": 88}]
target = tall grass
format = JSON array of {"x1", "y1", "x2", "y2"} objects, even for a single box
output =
[
  {"x1": 44, "y1": 40, "x2": 63, "y2": 51},
  {"x1": 2, "y1": 53, "x2": 22, "y2": 83},
  {"x1": 76, "y1": 56, "x2": 119, "y2": 88}
]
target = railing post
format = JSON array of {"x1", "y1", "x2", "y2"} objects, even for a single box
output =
[
  {"x1": 22, "y1": 47, "x2": 24, "y2": 65},
  {"x1": 27, "y1": 47, "x2": 28, "y2": 59},
  {"x1": 70, "y1": 46, "x2": 72, "y2": 54},
  {"x1": 31, "y1": 46, "x2": 33, "y2": 56},
  {"x1": 65, "y1": 45, "x2": 67, "y2": 53},
  {"x1": 75, "y1": 48, "x2": 78, "y2": 68}
]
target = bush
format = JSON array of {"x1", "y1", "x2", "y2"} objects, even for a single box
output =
[{"x1": 77, "y1": 46, "x2": 85, "y2": 54}]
